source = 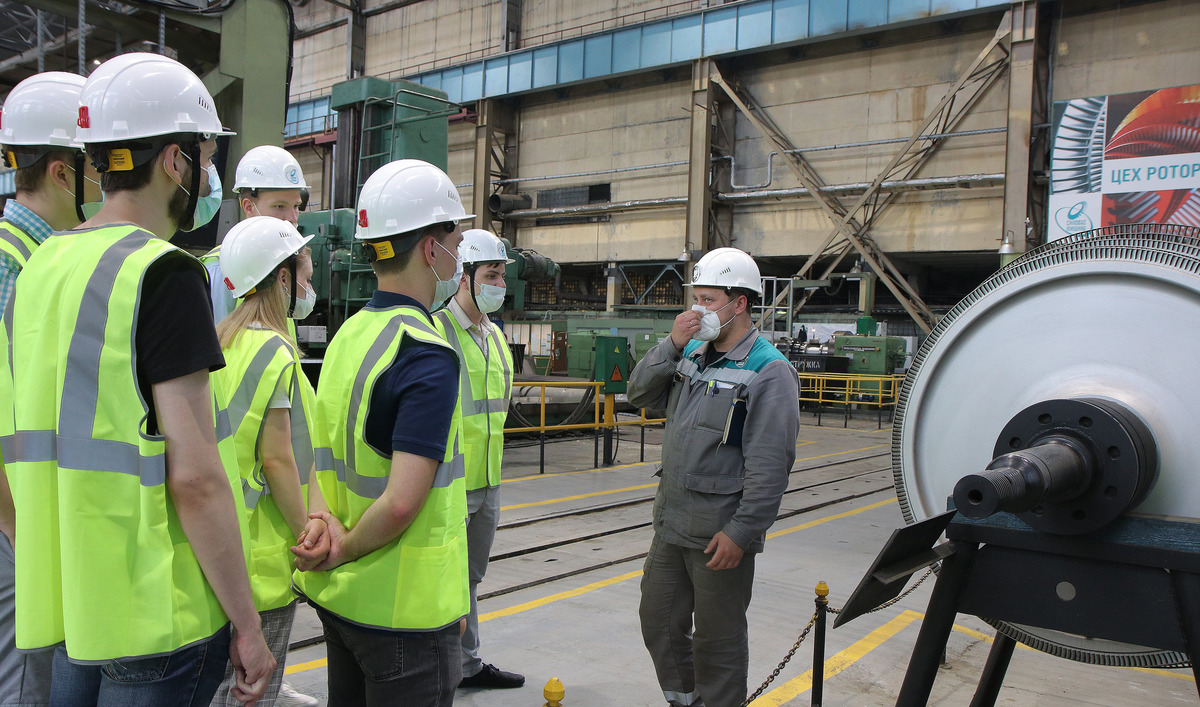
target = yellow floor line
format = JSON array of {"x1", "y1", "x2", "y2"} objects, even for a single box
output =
[
  {"x1": 479, "y1": 569, "x2": 645, "y2": 623},
  {"x1": 750, "y1": 610, "x2": 923, "y2": 705},
  {"x1": 768, "y1": 497, "x2": 897, "y2": 539},
  {"x1": 285, "y1": 657, "x2": 326, "y2": 675}
]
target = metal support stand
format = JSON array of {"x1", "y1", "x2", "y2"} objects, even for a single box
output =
[
  {"x1": 812, "y1": 583, "x2": 829, "y2": 707},
  {"x1": 1170, "y1": 570, "x2": 1200, "y2": 689},
  {"x1": 842, "y1": 515, "x2": 1200, "y2": 706},
  {"x1": 968, "y1": 631, "x2": 1016, "y2": 707},
  {"x1": 640, "y1": 422, "x2": 646, "y2": 463},
  {"x1": 896, "y1": 543, "x2": 978, "y2": 707},
  {"x1": 539, "y1": 432, "x2": 546, "y2": 475}
]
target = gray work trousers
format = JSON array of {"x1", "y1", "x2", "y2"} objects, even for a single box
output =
[
  {"x1": 639, "y1": 534, "x2": 756, "y2": 707},
  {"x1": 0, "y1": 532, "x2": 52, "y2": 706},
  {"x1": 210, "y1": 601, "x2": 297, "y2": 706},
  {"x1": 461, "y1": 484, "x2": 500, "y2": 678}
]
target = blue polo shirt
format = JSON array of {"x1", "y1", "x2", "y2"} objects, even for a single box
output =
[{"x1": 362, "y1": 291, "x2": 460, "y2": 461}]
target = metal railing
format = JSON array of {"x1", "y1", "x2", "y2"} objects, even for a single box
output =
[
  {"x1": 796, "y1": 373, "x2": 905, "y2": 429},
  {"x1": 504, "y1": 381, "x2": 665, "y2": 474}
]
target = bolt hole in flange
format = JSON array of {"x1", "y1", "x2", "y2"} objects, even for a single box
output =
[
  {"x1": 1038, "y1": 413, "x2": 1053, "y2": 425},
  {"x1": 1009, "y1": 437, "x2": 1022, "y2": 449},
  {"x1": 1056, "y1": 581, "x2": 1077, "y2": 601},
  {"x1": 1079, "y1": 416, "x2": 1093, "y2": 428}
]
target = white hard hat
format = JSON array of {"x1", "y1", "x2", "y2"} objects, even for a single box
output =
[
  {"x1": 459, "y1": 229, "x2": 513, "y2": 265},
  {"x1": 686, "y1": 247, "x2": 763, "y2": 296},
  {"x1": 355, "y1": 159, "x2": 473, "y2": 241},
  {"x1": 77, "y1": 52, "x2": 233, "y2": 144},
  {"x1": 234, "y1": 145, "x2": 309, "y2": 192},
  {"x1": 1, "y1": 72, "x2": 86, "y2": 150},
  {"x1": 219, "y1": 216, "x2": 315, "y2": 298}
]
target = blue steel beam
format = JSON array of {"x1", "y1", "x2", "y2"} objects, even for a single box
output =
[{"x1": 411, "y1": 0, "x2": 1009, "y2": 104}]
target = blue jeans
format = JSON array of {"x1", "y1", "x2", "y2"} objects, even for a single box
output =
[
  {"x1": 48, "y1": 624, "x2": 230, "y2": 707},
  {"x1": 317, "y1": 607, "x2": 461, "y2": 707}
]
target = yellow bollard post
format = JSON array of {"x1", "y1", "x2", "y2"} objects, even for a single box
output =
[
  {"x1": 813, "y1": 582, "x2": 830, "y2": 707},
  {"x1": 602, "y1": 392, "x2": 616, "y2": 465},
  {"x1": 544, "y1": 676, "x2": 565, "y2": 706}
]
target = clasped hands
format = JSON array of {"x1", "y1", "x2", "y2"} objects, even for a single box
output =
[{"x1": 290, "y1": 512, "x2": 345, "y2": 572}]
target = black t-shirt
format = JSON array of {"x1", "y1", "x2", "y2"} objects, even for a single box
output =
[
  {"x1": 135, "y1": 252, "x2": 225, "y2": 434},
  {"x1": 700, "y1": 343, "x2": 726, "y2": 370}
]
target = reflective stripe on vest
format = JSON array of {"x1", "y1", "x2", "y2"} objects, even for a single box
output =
[
  {"x1": 8, "y1": 225, "x2": 247, "y2": 661},
  {"x1": 433, "y1": 309, "x2": 512, "y2": 490},
  {"x1": 217, "y1": 328, "x2": 316, "y2": 611},
  {"x1": 295, "y1": 303, "x2": 468, "y2": 631},
  {"x1": 0, "y1": 220, "x2": 37, "y2": 269},
  {"x1": 0, "y1": 221, "x2": 39, "y2": 451}
]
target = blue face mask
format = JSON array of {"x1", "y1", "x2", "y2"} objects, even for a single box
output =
[{"x1": 183, "y1": 164, "x2": 222, "y2": 232}]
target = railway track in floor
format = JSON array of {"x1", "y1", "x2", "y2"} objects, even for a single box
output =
[
  {"x1": 289, "y1": 451, "x2": 895, "y2": 650},
  {"x1": 481, "y1": 453, "x2": 894, "y2": 601}
]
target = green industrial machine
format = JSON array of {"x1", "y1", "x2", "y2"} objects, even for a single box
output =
[
  {"x1": 501, "y1": 238, "x2": 560, "y2": 312},
  {"x1": 333, "y1": 76, "x2": 456, "y2": 178},
  {"x1": 833, "y1": 335, "x2": 908, "y2": 375},
  {"x1": 293, "y1": 76, "x2": 561, "y2": 358}
]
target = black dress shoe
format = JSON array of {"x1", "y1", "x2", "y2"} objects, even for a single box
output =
[{"x1": 459, "y1": 663, "x2": 525, "y2": 689}]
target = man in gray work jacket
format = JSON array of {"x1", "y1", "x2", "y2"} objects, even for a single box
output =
[{"x1": 627, "y1": 247, "x2": 800, "y2": 707}]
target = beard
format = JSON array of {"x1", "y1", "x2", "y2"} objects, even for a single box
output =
[{"x1": 167, "y1": 162, "x2": 194, "y2": 229}]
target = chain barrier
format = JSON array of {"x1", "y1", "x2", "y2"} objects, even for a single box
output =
[
  {"x1": 740, "y1": 612, "x2": 819, "y2": 706},
  {"x1": 826, "y1": 567, "x2": 936, "y2": 617},
  {"x1": 740, "y1": 567, "x2": 937, "y2": 705}
]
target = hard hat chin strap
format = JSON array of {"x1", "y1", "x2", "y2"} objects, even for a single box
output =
[
  {"x1": 73, "y1": 151, "x2": 87, "y2": 222},
  {"x1": 286, "y1": 256, "x2": 298, "y2": 317},
  {"x1": 178, "y1": 140, "x2": 202, "y2": 232},
  {"x1": 466, "y1": 264, "x2": 482, "y2": 314}
]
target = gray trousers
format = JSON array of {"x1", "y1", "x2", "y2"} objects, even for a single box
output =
[
  {"x1": 639, "y1": 534, "x2": 756, "y2": 707},
  {"x1": 461, "y1": 484, "x2": 500, "y2": 677},
  {"x1": 0, "y1": 532, "x2": 52, "y2": 706},
  {"x1": 210, "y1": 601, "x2": 297, "y2": 707}
]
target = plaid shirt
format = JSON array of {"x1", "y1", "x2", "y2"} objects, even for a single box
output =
[{"x1": 0, "y1": 200, "x2": 52, "y2": 315}]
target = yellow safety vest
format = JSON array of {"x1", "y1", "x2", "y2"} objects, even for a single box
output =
[
  {"x1": 0, "y1": 219, "x2": 40, "y2": 461},
  {"x1": 433, "y1": 309, "x2": 512, "y2": 490},
  {"x1": 295, "y1": 302, "x2": 468, "y2": 631},
  {"x1": 7, "y1": 224, "x2": 247, "y2": 662},
  {"x1": 216, "y1": 327, "x2": 316, "y2": 612}
]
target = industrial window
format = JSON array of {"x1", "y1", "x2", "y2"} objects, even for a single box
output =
[
  {"x1": 535, "y1": 183, "x2": 611, "y2": 226},
  {"x1": 285, "y1": 96, "x2": 338, "y2": 139}
]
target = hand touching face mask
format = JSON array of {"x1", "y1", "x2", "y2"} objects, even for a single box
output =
[{"x1": 691, "y1": 299, "x2": 738, "y2": 341}]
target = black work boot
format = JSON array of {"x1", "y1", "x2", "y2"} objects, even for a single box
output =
[{"x1": 459, "y1": 663, "x2": 525, "y2": 689}]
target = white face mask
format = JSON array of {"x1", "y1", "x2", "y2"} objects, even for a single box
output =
[
  {"x1": 474, "y1": 282, "x2": 506, "y2": 314},
  {"x1": 431, "y1": 240, "x2": 463, "y2": 310},
  {"x1": 290, "y1": 282, "x2": 316, "y2": 320},
  {"x1": 691, "y1": 299, "x2": 737, "y2": 341}
]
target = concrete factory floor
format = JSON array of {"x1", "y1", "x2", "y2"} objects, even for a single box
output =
[{"x1": 279, "y1": 412, "x2": 1198, "y2": 706}]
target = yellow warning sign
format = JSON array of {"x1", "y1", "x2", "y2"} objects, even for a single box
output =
[{"x1": 610, "y1": 365, "x2": 623, "y2": 382}]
